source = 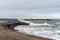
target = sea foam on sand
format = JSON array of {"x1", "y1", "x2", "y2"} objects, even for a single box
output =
[{"x1": 14, "y1": 25, "x2": 60, "y2": 40}]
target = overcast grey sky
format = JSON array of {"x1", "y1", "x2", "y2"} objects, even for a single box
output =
[{"x1": 0, "y1": 0, "x2": 60, "y2": 19}]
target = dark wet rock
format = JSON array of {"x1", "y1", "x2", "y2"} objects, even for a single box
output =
[{"x1": 19, "y1": 22, "x2": 29, "y2": 25}]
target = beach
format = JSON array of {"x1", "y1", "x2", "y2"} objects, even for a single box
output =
[{"x1": 0, "y1": 25, "x2": 53, "y2": 40}]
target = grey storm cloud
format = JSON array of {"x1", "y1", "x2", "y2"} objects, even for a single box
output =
[{"x1": 0, "y1": 0, "x2": 60, "y2": 18}]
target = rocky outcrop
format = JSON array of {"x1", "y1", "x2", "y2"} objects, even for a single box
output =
[{"x1": 7, "y1": 21, "x2": 29, "y2": 30}]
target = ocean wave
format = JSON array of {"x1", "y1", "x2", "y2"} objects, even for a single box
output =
[{"x1": 20, "y1": 20, "x2": 53, "y2": 26}]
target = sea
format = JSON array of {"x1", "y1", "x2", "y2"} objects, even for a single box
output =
[{"x1": 14, "y1": 19, "x2": 60, "y2": 40}]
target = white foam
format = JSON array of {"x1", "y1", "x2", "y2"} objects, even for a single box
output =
[
  {"x1": 30, "y1": 23, "x2": 53, "y2": 26},
  {"x1": 14, "y1": 25, "x2": 57, "y2": 40},
  {"x1": 14, "y1": 25, "x2": 60, "y2": 40}
]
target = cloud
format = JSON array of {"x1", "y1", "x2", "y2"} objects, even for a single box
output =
[{"x1": 0, "y1": 0, "x2": 60, "y2": 18}]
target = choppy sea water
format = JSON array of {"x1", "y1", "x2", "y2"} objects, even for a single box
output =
[{"x1": 14, "y1": 19, "x2": 60, "y2": 40}]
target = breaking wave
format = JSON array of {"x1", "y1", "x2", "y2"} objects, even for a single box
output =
[
  {"x1": 20, "y1": 20, "x2": 53, "y2": 26},
  {"x1": 14, "y1": 20, "x2": 60, "y2": 40}
]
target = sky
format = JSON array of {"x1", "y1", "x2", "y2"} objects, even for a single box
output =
[{"x1": 0, "y1": 0, "x2": 60, "y2": 19}]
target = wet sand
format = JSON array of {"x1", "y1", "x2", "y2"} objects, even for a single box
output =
[{"x1": 0, "y1": 26, "x2": 53, "y2": 40}]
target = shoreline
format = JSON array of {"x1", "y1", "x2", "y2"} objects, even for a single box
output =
[{"x1": 0, "y1": 25, "x2": 53, "y2": 40}]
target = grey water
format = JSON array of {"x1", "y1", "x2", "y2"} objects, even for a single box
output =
[
  {"x1": 26, "y1": 19, "x2": 60, "y2": 24},
  {"x1": 14, "y1": 19, "x2": 60, "y2": 40}
]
